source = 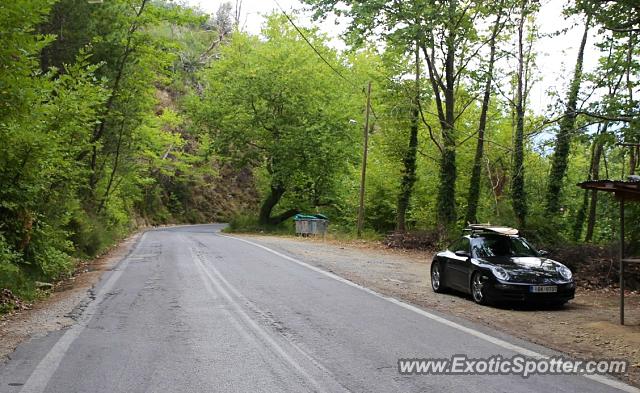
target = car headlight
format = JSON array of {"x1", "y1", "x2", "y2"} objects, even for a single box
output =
[
  {"x1": 556, "y1": 264, "x2": 573, "y2": 281},
  {"x1": 491, "y1": 266, "x2": 510, "y2": 281}
]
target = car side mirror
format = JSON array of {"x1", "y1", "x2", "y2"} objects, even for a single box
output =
[
  {"x1": 454, "y1": 250, "x2": 470, "y2": 258},
  {"x1": 538, "y1": 250, "x2": 549, "y2": 257}
]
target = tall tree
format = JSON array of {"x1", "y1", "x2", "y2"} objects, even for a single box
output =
[
  {"x1": 192, "y1": 17, "x2": 358, "y2": 226},
  {"x1": 396, "y1": 42, "x2": 421, "y2": 232},
  {"x1": 510, "y1": 0, "x2": 536, "y2": 228},
  {"x1": 0, "y1": 0, "x2": 108, "y2": 279},
  {"x1": 420, "y1": 0, "x2": 463, "y2": 229},
  {"x1": 304, "y1": 0, "x2": 484, "y2": 231},
  {"x1": 546, "y1": 15, "x2": 591, "y2": 214},
  {"x1": 465, "y1": 8, "x2": 505, "y2": 224},
  {"x1": 584, "y1": 130, "x2": 606, "y2": 241}
]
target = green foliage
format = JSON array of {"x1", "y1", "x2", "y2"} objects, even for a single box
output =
[
  {"x1": 225, "y1": 213, "x2": 261, "y2": 233},
  {"x1": 191, "y1": 15, "x2": 360, "y2": 225},
  {"x1": 225, "y1": 212, "x2": 293, "y2": 234},
  {"x1": 0, "y1": 0, "x2": 222, "y2": 310},
  {"x1": 0, "y1": 0, "x2": 106, "y2": 280},
  {"x1": 575, "y1": 0, "x2": 639, "y2": 33},
  {"x1": 1, "y1": 0, "x2": 639, "y2": 309}
]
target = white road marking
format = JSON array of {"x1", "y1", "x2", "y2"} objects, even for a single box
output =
[
  {"x1": 221, "y1": 234, "x2": 640, "y2": 393},
  {"x1": 18, "y1": 233, "x2": 147, "y2": 393},
  {"x1": 187, "y1": 240, "x2": 346, "y2": 393}
]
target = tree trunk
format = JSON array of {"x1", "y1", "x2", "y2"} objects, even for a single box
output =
[
  {"x1": 574, "y1": 134, "x2": 603, "y2": 240},
  {"x1": 396, "y1": 43, "x2": 420, "y2": 232},
  {"x1": 421, "y1": 0, "x2": 458, "y2": 233},
  {"x1": 97, "y1": 119, "x2": 126, "y2": 212},
  {"x1": 269, "y1": 208, "x2": 300, "y2": 226},
  {"x1": 585, "y1": 137, "x2": 604, "y2": 242},
  {"x1": 465, "y1": 13, "x2": 501, "y2": 224},
  {"x1": 573, "y1": 190, "x2": 589, "y2": 241},
  {"x1": 259, "y1": 184, "x2": 285, "y2": 226},
  {"x1": 258, "y1": 184, "x2": 299, "y2": 226},
  {"x1": 82, "y1": 0, "x2": 149, "y2": 196},
  {"x1": 546, "y1": 15, "x2": 591, "y2": 214},
  {"x1": 573, "y1": 140, "x2": 597, "y2": 240},
  {"x1": 512, "y1": 0, "x2": 528, "y2": 228},
  {"x1": 437, "y1": 0, "x2": 458, "y2": 228}
]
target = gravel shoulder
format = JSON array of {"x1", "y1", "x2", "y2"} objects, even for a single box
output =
[
  {"x1": 0, "y1": 232, "x2": 142, "y2": 362},
  {"x1": 238, "y1": 233, "x2": 640, "y2": 387}
]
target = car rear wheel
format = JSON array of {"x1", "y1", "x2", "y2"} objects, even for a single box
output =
[
  {"x1": 471, "y1": 272, "x2": 488, "y2": 305},
  {"x1": 431, "y1": 261, "x2": 445, "y2": 293}
]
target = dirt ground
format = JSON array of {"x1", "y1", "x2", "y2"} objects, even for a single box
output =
[
  {"x1": 241, "y1": 234, "x2": 640, "y2": 387},
  {"x1": 0, "y1": 232, "x2": 142, "y2": 362}
]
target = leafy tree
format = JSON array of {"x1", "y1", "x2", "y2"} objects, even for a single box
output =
[
  {"x1": 546, "y1": 15, "x2": 591, "y2": 215},
  {"x1": 509, "y1": 0, "x2": 538, "y2": 228},
  {"x1": 304, "y1": 0, "x2": 496, "y2": 232},
  {"x1": 396, "y1": 43, "x2": 421, "y2": 232},
  {"x1": 576, "y1": 0, "x2": 639, "y2": 33},
  {"x1": 0, "y1": 0, "x2": 216, "y2": 303},
  {"x1": 192, "y1": 16, "x2": 359, "y2": 225},
  {"x1": 465, "y1": 4, "x2": 509, "y2": 224},
  {"x1": 0, "y1": 0, "x2": 108, "y2": 281}
]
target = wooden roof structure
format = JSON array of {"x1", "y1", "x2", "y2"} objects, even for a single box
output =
[
  {"x1": 578, "y1": 179, "x2": 640, "y2": 201},
  {"x1": 577, "y1": 178, "x2": 640, "y2": 325}
]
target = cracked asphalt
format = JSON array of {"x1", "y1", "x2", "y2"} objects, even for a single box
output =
[{"x1": 0, "y1": 224, "x2": 636, "y2": 392}]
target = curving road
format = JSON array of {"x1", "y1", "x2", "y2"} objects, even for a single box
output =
[{"x1": 0, "y1": 224, "x2": 636, "y2": 392}]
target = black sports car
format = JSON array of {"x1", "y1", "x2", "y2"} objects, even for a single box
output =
[{"x1": 430, "y1": 225, "x2": 575, "y2": 306}]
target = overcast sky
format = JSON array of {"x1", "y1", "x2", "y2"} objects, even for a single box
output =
[{"x1": 185, "y1": 0, "x2": 600, "y2": 115}]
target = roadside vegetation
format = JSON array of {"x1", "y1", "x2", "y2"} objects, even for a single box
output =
[
  {"x1": 0, "y1": 0, "x2": 639, "y2": 311},
  {"x1": 0, "y1": 0, "x2": 256, "y2": 309}
]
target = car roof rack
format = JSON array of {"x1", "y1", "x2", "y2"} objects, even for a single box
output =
[{"x1": 464, "y1": 224, "x2": 519, "y2": 236}]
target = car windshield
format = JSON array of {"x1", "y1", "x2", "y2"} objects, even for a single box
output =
[{"x1": 472, "y1": 235, "x2": 538, "y2": 258}]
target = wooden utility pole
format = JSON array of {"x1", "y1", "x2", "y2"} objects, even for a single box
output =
[
  {"x1": 620, "y1": 198, "x2": 625, "y2": 325},
  {"x1": 357, "y1": 81, "x2": 372, "y2": 238}
]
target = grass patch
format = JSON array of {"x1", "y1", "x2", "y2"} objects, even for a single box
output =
[{"x1": 223, "y1": 213, "x2": 294, "y2": 235}]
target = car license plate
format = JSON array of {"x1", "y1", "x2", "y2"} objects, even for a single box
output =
[{"x1": 530, "y1": 285, "x2": 557, "y2": 293}]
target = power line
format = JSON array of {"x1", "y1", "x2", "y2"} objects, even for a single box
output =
[
  {"x1": 273, "y1": 0, "x2": 358, "y2": 90},
  {"x1": 272, "y1": 0, "x2": 379, "y2": 121}
]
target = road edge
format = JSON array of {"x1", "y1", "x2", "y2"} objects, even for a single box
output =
[
  {"x1": 221, "y1": 233, "x2": 640, "y2": 393},
  {"x1": 0, "y1": 230, "x2": 145, "y2": 364}
]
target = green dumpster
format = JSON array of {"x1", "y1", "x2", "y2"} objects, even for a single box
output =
[{"x1": 293, "y1": 214, "x2": 328, "y2": 236}]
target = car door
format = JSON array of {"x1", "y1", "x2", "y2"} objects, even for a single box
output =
[{"x1": 445, "y1": 237, "x2": 471, "y2": 291}]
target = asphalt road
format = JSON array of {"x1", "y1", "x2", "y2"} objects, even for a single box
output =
[{"x1": 0, "y1": 224, "x2": 637, "y2": 393}]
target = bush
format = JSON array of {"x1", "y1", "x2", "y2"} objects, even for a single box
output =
[
  {"x1": 226, "y1": 213, "x2": 261, "y2": 232},
  {"x1": 67, "y1": 210, "x2": 129, "y2": 258},
  {"x1": 520, "y1": 214, "x2": 569, "y2": 248},
  {"x1": 0, "y1": 234, "x2": 38, "y2": 310},
  {"x1": 384, "y1": 230, "x2": 441, "y2": 251},
  {"x1": 225, "y1": 212, "x2": 293, "y2": 234},
  {"x1": 0, "y1": 237, "x2": 23, "y2": 290}
]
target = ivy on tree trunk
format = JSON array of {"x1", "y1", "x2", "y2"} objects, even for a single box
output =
[
  {"x1": 396, "y1": 43, "x2": 420, "y2": 232},
  {"x1": 511, "y1": 0, "x2": 529, "y2": 228},
  {"x1": 546, "y1": 16, "x2": 591, "y2": 214}
]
